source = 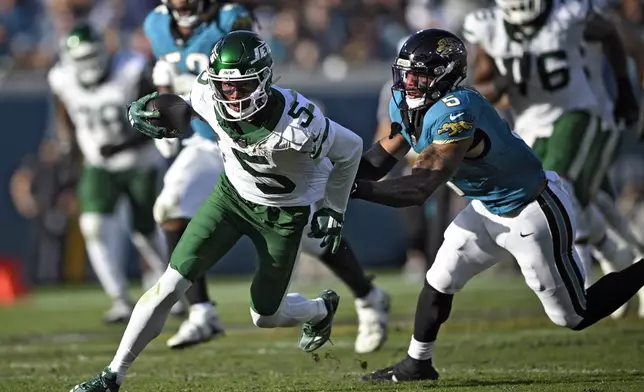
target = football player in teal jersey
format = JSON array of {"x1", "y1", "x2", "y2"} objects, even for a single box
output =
[{"x1": 354, "y1": 29, "x2": 644, "y2": 382}]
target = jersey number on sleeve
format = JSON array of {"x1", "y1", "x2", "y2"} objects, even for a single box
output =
[
  {"x1": 287, "y1": 100, "x2": 315, "y2": 127},
  {"x1": 232, "y1": 150, "x2": 296, "y2": 195},
  {"x1": 502, "y1": 50, "x2": 569, "y2": 95}
]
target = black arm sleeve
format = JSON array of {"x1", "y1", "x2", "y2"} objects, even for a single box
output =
[
  {"x1": 352, "y1": 168, "x2": 447, "y2": 207},
  {"x1": 355, "y1": 142, "x2": 400, "y2": 181}
]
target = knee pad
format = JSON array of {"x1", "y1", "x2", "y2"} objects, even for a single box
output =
[
  {"x1": 250, "y1": 307, "x2": 282, "y2": 328},
  {"x1": 425, "y1": 261, "x2": 463, "y2": 294}
]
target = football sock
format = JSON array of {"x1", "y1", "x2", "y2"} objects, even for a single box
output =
[
  {"x1": 574, "y1": 259, "x2": 644, "y2": 330},
  {"x1": 413, "y1": 280, "x2": 453, "y2": 343},
  {"x1": 186, "y1": 276, "x2": 212, "y2": 305},
  {"x1": 408, "y1": 336, "x2": 434, "y2": 361},
  {"x1": 79, "y1": 213, "x2": 128, "y2": 302},
  {"x1": 164, "y1": 226, "x2": 214, "y2": 306},
  {"x1": 109, "y1": 267, "x2": 191, "y2": 383},
  {"x1": 251, "y1": 293, "x2": 327, "y2": 327},
  {"x1": 319, "y1": 238, "x2": 373, "y2": 299}
]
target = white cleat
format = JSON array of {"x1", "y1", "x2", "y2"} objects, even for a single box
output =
[
  {"x1": 354, "y1": 287, "x2": 391, "y2": 354},
  {"x1": 166, "y1": 305, "x2": 225, "y2": 349},
  {"x1": 102, "y1": 299, "x2": 133, "y2": 324}
]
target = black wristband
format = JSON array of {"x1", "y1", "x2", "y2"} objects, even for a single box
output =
[{"x1": 356, "y1": 142, "x2": 399, "y2": 181}]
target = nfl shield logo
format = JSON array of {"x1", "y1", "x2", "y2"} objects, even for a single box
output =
[{"x1": 235, "y1": 138, "x2": 247, "y2": 148}]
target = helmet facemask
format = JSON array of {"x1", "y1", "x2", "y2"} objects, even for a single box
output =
[
  {"x1": 496, "y1": 0, "x2": 545, "y2": 25},
  {"x1": 163, "y1": 0, "x2": 207, "y2": 28},
  {"x1": 207, "y1": 67, "x2": 272, "y2": 122},
  {"x1": 65, "y1": 38, "x2": 109, "y2": 86},
  {"x1": 392, "y1": 60, "x2": 463, "y2": 112}
]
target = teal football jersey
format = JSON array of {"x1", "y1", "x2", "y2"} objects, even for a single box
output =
[
  {"x1": 143, "y1": 4, "x2": 251, "y2": 141},
  {"x1": 390, "y1": 87, "x2": 545, "y2": 215}
]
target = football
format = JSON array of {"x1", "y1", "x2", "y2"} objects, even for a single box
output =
[{"x1": 144, "y1": 93, "x2": 193, "y2": 137}]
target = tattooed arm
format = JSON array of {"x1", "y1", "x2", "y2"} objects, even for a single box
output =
[{"x1": 352, "y1": 137, "x2": 472, "y2": 207}]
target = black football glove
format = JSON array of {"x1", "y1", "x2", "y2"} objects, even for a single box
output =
[
  {"x1": 614, "y1": 77, "x2": 639, "y2": 127},
  {"x1": 99, "y1": 144, "x2": 120, "y2": 158}
]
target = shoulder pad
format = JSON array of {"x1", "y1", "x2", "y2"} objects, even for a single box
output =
[
  {"x1": 143, "y1": 9, "x2": 170, "y2": 41},
  {"x1": 462, "y1": 8, "x2": 497, "y2": 44},
  {"x1": 270, "y1": 87, "x2": 324, "y2": 151},
  {"x1": 47, "y1": 62, "x2": 71, "y2": 94}
]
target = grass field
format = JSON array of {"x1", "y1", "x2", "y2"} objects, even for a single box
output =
[{"x1": 1, "y1": 269, "x2": 643, "y2": 391}]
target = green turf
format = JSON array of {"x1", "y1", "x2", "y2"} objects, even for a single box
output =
[{"x1": 1, "y1": 269, "x2": 643, "y2": 391}]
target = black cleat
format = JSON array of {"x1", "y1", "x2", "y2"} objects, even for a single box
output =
[{"x1": 360, "y1": 355, "x2": 439, "y2": 382}]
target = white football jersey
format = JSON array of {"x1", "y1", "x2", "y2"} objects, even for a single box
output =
[
  {"x1": 48, "y1": 52, "x2": 161, "y2": 171},
  {"x1": 189, "y1": 82, "x2": 339, "y2": 209},
  {"x1": 463, "y1": 0, "x2": 599, "y2": 144}
]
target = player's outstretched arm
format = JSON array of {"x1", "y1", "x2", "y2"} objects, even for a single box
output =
[
  {"x1": 472, "y1": 46, "x2": 509, "y2": 105},
  {"x1": 352, "y1": 137, "x2": 472, "y2": 207},
  {"x1": 585, "y1": 10, "x2": 639, "y2": 125},
  {"x1": 307, "y1": 120, "x2": 363, "y2": 253},
  {"x1": 356, "y1": 133, "x2": 410, "y2": 181}
]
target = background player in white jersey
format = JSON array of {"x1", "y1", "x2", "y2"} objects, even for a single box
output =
[
  {"x1": 146, "y1": 1, "x2": 390, "y2": 352},
  {"x1": 48, "y1": 23, "x2": 167, "y2": 324},
  {"x1": 463, "y1": 0, "x2": 640, "y2": 297},
  {"x1": 579, "y1": 0, "x2": 644, "y2": 317},
  {"x1": 70, "y1": 31, "x2": 364, "y2": 392}
]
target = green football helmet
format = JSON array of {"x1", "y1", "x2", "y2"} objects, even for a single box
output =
[
  {"x1": 205, "y1": 30, "x2": 273, "y2": 121},
  {"x1": 62, "y1": 23, "x2": 109, "y2": 87}
]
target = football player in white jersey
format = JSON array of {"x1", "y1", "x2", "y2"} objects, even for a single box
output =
[
  {"x1": 48, "y1": 23, "x2": 167, "y2": 324},
  {"x1": 142, "y1": 0, "x2": 256, "y2": 349},
  {"x1": 463, "y1": 0, "x2": 640, "y2": 299},
  {"x1": 578, "y1": 0, "x2": 644, "y2": 317},
  {"x1": 146, "y1": 1, "x2": 390, "y2": 352},
  {"x1": 70, "y1": 31, "x2": 363, "y2": 392}
]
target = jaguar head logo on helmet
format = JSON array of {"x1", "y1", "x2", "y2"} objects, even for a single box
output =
[{"x1": 205, "y1": 30, "x2": 273, "y2": 121}]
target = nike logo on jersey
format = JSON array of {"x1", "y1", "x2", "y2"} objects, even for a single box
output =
[
  {"x1": 449, "y1": 112, "x2": 464, "y2": 121},
  {"x1": 520, "y1": 232, "x2": 533, "y2": 237}
]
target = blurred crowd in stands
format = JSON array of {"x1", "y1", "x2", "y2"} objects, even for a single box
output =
[{"x1": 1, "y1": 0, "x2": 501, "y2": 72}]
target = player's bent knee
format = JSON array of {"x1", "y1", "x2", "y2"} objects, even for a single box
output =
[
  {"x1": 141, "y1": 267, "x2": 192, "y2": 304},
  {"x1": 425, "y1": 265, "x2": 462, "y2": 294}
]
